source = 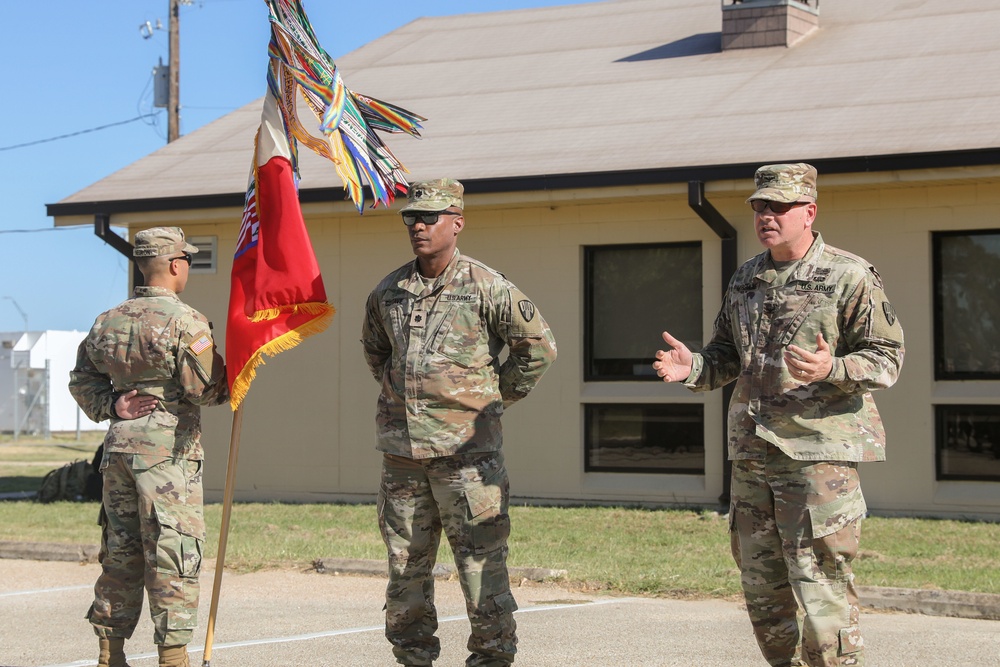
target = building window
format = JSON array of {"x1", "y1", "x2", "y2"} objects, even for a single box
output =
[
  {"x1": 189, "y1": 236, "x2": 218, "y2": 274},
  {"x1": 585, "y1": 242, "x2": 702, "y2": 380},
  {"x1": 936, "y1": 405, "x2": 1000, "y2": 481},
  {"x1": 585, "y1": 403, "x2": 705, "y2": 474},
  {"x1": 933, "y1": 230, "x2": 1000, "y2": 379}
]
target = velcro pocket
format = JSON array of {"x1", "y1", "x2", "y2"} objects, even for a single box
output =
[{"x1": 839, "y1": 625, "x2": 864, "y2": 655}]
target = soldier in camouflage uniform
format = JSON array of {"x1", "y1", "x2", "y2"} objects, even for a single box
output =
[
  {"x1": 653, "y1": 164, "x2": 904, "y2": 667},
  {"x1": 361, "y1": 179, "x2": 557, "y2": 667},
  {"x1": 69, "y1": 227, "x2": 229, "y2": 667}
]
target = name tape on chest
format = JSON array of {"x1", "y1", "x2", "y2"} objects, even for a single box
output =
[{"x1": 441, "y1": 293, "x2": 479, "y2": 304}]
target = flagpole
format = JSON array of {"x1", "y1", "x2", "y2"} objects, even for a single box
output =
[{"x1": 202, "y1": 404, "x2": 244, "y2": 667}]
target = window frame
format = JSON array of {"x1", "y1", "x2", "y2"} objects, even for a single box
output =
[
  {"x1": 188, "y1": 235, "x2": 218, "y2": 275},
  {"x1": 583, "y1": 241, "x2": 702, "y2": 382},
  {"x1": 932, "y1": 229, "x2": 1000, "y2": 381},
  {"x1": 935, "y1": 404, "x2": 1000, "y2": 482},
  {"x1": 584, "y1": 402, "x2": 706, "y2": 475}
]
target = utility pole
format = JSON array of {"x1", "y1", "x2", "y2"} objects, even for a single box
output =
[
  {"x1": 168, "y1": 0, "x2": 181, "y2": 143},
  {"x1": 3, "y1": 297, "x2": 28, "y2": 441}
]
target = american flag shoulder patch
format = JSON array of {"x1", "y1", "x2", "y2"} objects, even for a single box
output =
[{"x1": 190, "y1": 335, "x2": 213, "y2": 355}]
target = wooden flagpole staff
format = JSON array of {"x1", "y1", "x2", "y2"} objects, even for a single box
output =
[
  {"x1": 200, "y1": 1, "x2": 421, "y2": 662},
  {"x1": 201, "y1": 405, "x2": 244, "y2": 667}
]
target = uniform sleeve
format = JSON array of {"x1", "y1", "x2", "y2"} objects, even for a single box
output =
[
  {"x1": 178, "y1": 321, "x2": 230, "y2": 407},
  {"x1": 493, "y1": 283, "x2": 557, "y2": 406},
  {"x1": 68, "y1": 336, "x2": 117, "y2": 423},
  {"x1": 825, "y1": 268, "x2": 904, "y2": 392},
  {"x1": 361, "y1": 289, "x2": 392, "y2": 382},
  {"x1": 684, "y1": 289, "x2": 743, "y2": 392}
]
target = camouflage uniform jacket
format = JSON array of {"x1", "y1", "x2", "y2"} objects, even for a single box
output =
[
  {"x1": 362, "y1": 249, "x2": 557, "y2": 459},
  {"x1": 69, "y1": 286, "x2": 229, "y2": 460},
  {"x1": 684, "y1": 233, "x2": 904, "y2": 462}
]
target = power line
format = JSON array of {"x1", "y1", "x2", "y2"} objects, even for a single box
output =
[
  {"x1": 0, "y1": 114, "x2": 161, "y2": 152},
  {"x1": 0, "y1": 225, "x2": 121, "y2": 235}
]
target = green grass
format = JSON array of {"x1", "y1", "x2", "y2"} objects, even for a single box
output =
[
  {"x1": 2, "y1": 437, "x2": 999, "y2": 598},
  {"x1": 1, "y1": 499, "x2": 998, "y2": 598}
]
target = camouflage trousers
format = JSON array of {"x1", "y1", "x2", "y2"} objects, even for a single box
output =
[
  {"x1": 378, "y1": 451, "x2": 517, "y2": 667},
  {"x1": 89, "y1": 452, "x2": 205, "y2": 646},
  {"x1": 730, "y1": 446, "x2": 866, "y2": 667}
]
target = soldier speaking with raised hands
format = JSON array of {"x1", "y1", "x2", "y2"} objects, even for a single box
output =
[{"x1": 654, "y1": 164, "x2": 904, "y2": 667}]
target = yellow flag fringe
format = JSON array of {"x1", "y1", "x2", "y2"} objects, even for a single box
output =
[
  {"x1": 229, "y1": 301, "x2": 335, "y2": 410},
  {"x1": 249, "y1": 301, "x2": 332, "y2": 323}
]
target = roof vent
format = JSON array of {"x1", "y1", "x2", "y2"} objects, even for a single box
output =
[{"x1": 722, "y1": 0, "x2": 819, "y2": 51}]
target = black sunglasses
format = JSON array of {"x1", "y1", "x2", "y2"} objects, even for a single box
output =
[
  {"x1": 749, "y1": 200, "x2": 809, "y2": 214},
  {"x1": 170, "y1": 253, "x2": 193, "y2": 265},
  {"x1": 402, "y1": 211, "x2": 462, "y2": 227}
]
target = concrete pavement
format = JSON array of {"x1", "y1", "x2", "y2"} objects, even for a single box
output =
[{"x1": 3, "y1": 558, "x2": 1000, "y2": 667}]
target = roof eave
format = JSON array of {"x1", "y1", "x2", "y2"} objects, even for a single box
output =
[{"x1": 47, "y1": 147, "x2": 1000, "y2": 219}]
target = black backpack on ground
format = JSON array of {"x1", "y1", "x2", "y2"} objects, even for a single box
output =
[{"x1": 36, "y1": 444, "x2": 104, "y2": 503}]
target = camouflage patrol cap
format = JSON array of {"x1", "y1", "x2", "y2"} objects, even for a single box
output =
[
  {"x1": 132, "y1": 227, "x2": 200, "y2": 258},
  {"x1": 400, "y1": 178, "x2": 464, "y2": 213},
  {"x1": 747, "y1": 163, "x2": 818, "y2": 203}
]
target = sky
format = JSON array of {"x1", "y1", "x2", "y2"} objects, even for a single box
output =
[{"x1": 0, "y1": 0, "x2": 598, "y2": 334}]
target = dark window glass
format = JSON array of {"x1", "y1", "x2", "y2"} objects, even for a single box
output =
[
  {"x1": 585, "y1": 404, "x2": 704, "y2": 474},
  {"x1": 585, "y1": 243, "x2": 702, "y2": 380},
  {"x1": 936, "y1": 405, "x2": 1000, "y2": 481},
  {"x1": 933, "y1": 230, "x2": 1000, "y2": 379}
]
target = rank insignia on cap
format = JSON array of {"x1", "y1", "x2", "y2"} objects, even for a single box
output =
[{"x1": 190, "y1": 335, "x2": 212, "y2": 355}]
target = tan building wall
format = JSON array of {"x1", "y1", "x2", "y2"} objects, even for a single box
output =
[{"x1": 121, "y1": 166, "x2": 1000, "y2": 518}]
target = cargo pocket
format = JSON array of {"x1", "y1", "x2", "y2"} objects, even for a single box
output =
[
  {"x1": 153, "y1": 475, "x2": 205, "y2": 580},
  {"x1": 154, "y1": 512, "x2": 203, "y2": 579},
  {"x1": 464, "y1": 469, "x2": 511, "y2": 556}
]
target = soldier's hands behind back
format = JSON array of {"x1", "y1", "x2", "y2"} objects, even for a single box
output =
[{"x1": 115, "y1": 389, "x2": 157, "y2": 420}]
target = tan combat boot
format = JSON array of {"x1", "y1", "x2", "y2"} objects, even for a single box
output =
[
  {"x1": 158, "y1": 644, "x2": 191, "y2": 667},
  {"x1": 98, "y1": 637, "x2": 130, "y2": 667}
]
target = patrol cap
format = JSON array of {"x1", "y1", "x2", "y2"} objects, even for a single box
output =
[
  {"x1": 400, "y1": 178, "x2": 464, "y2": 213},
  {"x1": 132, "y1": 227, "x2": 199, "y2": 258},
  {"x1": 746, "y1": 163, "x2": 818, "y2": 203}
]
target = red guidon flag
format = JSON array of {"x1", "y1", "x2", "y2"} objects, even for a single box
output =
[{"x1": 226, "y1": 83, "x2": 334, "y2": 410}]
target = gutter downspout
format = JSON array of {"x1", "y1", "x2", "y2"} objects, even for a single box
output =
[
  {"x1": 688, "y1": 181, "x2": 737, "y2": 506},
  {"x1": 94, "y1": 213, "x2": 143, "y2": 288}
]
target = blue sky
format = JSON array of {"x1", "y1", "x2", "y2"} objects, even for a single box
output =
[{"x1": 0, "y1": 0, "x2": 596, "y2": 333}]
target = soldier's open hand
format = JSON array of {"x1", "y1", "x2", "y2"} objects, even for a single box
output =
[
  {"x1": 653, "y1": 331, "x2": 693, "y2": 383},
  {"x1": 115, "y1": 389, "x2": 157, "y2": 420}
]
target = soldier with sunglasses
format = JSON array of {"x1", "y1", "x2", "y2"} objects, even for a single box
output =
[
  {"x1": 362, "y1": 179, "x2": 557, "y2": 667},
  {"x1": 653, "y1": 164, "x2": 904, "y2": 667},
  {"x1": 70, "y1": 227, "x2": 229, "y2": 667}
]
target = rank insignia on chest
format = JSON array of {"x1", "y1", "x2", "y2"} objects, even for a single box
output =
[{"x1": 410, "y1": 310, "x2": 426, "y2": 327}]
